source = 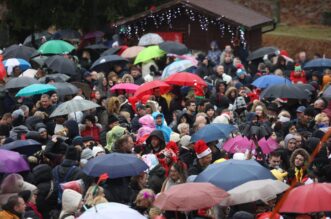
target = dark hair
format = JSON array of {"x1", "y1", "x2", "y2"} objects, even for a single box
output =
[
  {"x1": 113, "y1": 134, "x2": 132, "y2": 153},
  {"x1": 171, "y1": 161, "x2": 187, "y2": 183},
  {"x1": 185, "y1": 99, "x2": 195, "y2": 107},
  {"x1": 83, "y1": 115, "x2": 96, "y2": 124},
  {"x1": 2, "y1": 195, "x2": 21, "y2": 212},
  {"x1": 269, "y1": 150, "x2": 281, "y2": 158}
]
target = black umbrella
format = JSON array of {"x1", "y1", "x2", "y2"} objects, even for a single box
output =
[
  {"x1": 242, "y1": 124, "x2": 272, "y2": 140},
  {"x1": 100, "y1": 47, "x2": 122, "y2": 57},
  {"x1": 52, "y1": 82, "x2": 79, "y2": 96},
  {"x1": 247, "y1": 47, "x2": 279, "y2": 61},
  {"x1": 260, "y1": 84, "x2": 310, "y2": 99},
  {"x1": 3, "y1": 44, "x2": 37, "y2": 60},
  {"x1": 23, "y1": 31, "x2": 53, "y2": 47},
  {"x1": 45, "y1": 55, "x2": 77, "y2": 76},
  {"x1": 5, "y1": 77, "x2": 39, "y2": 90},
  {"x1": 159, "y1": 41, "x2": 189, "y2": 55},
  {"x1": 90, "y1": 55, "x2": 128, "y2": 72},
  {"x1": 38, "y1": 73, "x2": 70, "y2": 83},
  {"x1": 1, "y1": 139, "x2": 41, "y2": 156},
  {"x1": 85, "y1": 44, "x2": 108, "y2": 50},
  {"x1": 53, "y1": 29, "x2": 81, "y2": 41},
  {"x1": 293, "y1": 83, "x2": 315, "y2": 92}
]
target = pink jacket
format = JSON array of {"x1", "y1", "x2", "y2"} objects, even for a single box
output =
[{"x1": 137, "y1": 115, "x2": 156, "y2": 141}]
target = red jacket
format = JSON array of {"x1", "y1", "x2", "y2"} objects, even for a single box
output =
[
  {"x1": 290, "y1": 70, "x2": 307, "y2": 84},
  {"x1": 81, "y1": 125, "x2": 101, "y2": 143}
]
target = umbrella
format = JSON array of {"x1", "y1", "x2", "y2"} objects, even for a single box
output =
[
  {"x1": 247, "y1": 47, "x2": 279, "y2": 61},
  {"x1": 280, "y1": 183, "x2": 331, "y2": 213},
  {"x1": 50, "y1": 99, "x2": 100, "y2": 118},
  {"x1": 134, "y1": 45, "x2": 166, "y2": 65},
  {"x1": 110, "y1": 83, "x2": 139, "y2": 94},
  {"x1": 303, "y1": 58, "x2": 331, "y2": 70},
  {"x1": 190, "y1": 123, "x2": 237, "y2": 143},
  {"x1": 154, "y1": 182, "x2": 229, "y2": 211},
  {"x1": 134, "y1": 80, "x2": 171, "y2": 98},
  {"x1": 165, "y1": 72, "x2": 207, "y2": 87},
  {"x1": 90, "y1": 55, "x2": 128, "y2": 73},
  {"x1": 161, "y1": 60, "x2": 197, "y2": 79},
  {"x1": 23, "y1": 31, "x2": 53, "y2": 47},
  {"x1": 45, "y1": 55, "x2": 77, "y2": 76},
  {"x1": 30, "y1": 55, "x2": 48, "y2": 68},
  {"x1": 1, "y1": 140, "x2": 42, "y2": 156},
  {"x1": 100, "y1": 47, "x2": 122, "y2": 57},
  {"x1": 258, "y1": 137, "x2": 279, "y2": 154},
  {"x1": 260, "y1": 84, "x2": 310, "y2": 99},
  {"x1": 293, "y1": 83, "x2": 315, "y2": 92},
  {"x1": 38, "y1": 40, "x2": 75, "y2": 55},
  {"x1": 38, "y1": 73, "x2": 70, "y2": 83},
  {"x1": 85, "y1": 44, "x2": 108, "y2": 50},
  {"x1": 5, "y1": 77, "x2": 39, "y2": 90},
  {"x1": 195, "y1": 159, "x2": 276, "y2": 191},
  {"x1": 159, "y1": 41, "x2": 189, "y2": 55},
  {"x1": 82, "y1": 153, "x2": 148, "y2": 178},
  {"x1": 222, "y1": 135, "x2": 254, "y2": 153},
  {"x1": 78, "y1": 202, "x2": 146, "y2": 219},
  {"x1": 3, "y1": 44, "x2": 37, "y2": 60},
  {"x1": 121, "y1": 46, "x2": 144, "y2": 59},
  {"x1": 138, "y1": 33, "x2": 164, "y2": 46},
  {"x1": 0, "y1": 149, "x2": 30, "y2": 173},
  {"x1": 174, "y1": 54, "x2": 198, "y2": 66},
  {"x1": 51, "y1": 82, "x2": 79, "y2": 96},
  {"x1": 83, "y1": 31, "x2": 104, "y2": 40},
  {"x1": 53, "y1": 29, "x2": 81, "y2": 41},
  {"x1": 19, "y1": 69, "x2": 37, "y2": 78},
  {"x1": 220, "y1": 179, "x2": 289, "y2": 206},
  {"x1": 15, "y1": 84, "x2": 56, "y2": 97},
  {"x1": 323, "y1": 85, "x2": 331, "y2": 100},
  {"x1": 252, "y1": 75, "x2": 291, "y2": 89},
  {"x1": 3, "y1": 58, "x2": 31, "y2": 75},
  {"x1": 242, "y1": 124, "x2": 272, "y2": 140}
]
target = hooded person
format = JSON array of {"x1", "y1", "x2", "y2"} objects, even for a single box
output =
[
  {"x1": 188, "y1": 140, "x2": 213, "y2": 176},
  {"x1": 68, "y1": 96, "x2": 84, "y2": 123},
  {"x1": 63, "y1": 120, "x2": 80, "y2": 144},
  {"x1": 59, "y1": 189, "x2": 83, "y2": 219},
  {"x1": 105, "y1": 125, "x2": 126, "y2": 152},
  {"x1": 137, "y1": 115, "x2": 156, "y2": 142},
  {"x1": 9, "y1": 111, "x2": 29, "y2": 140},
  {"x1": 152, "y1": 112, "x2": 172, "y2": 143},
  {"x1": 145, "y1": 130, "x2": 166, "y2": 155}
]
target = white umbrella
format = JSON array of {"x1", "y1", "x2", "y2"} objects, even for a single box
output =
[
  {"x1": 138, "y1": 33, "x2": 164, "y2": 46},
  {"x1": 19, "y1": 69, "x2": 38, "y2": 78},
  {"x1": 79, "y1": 202, "x2": 146, "y2": 219},
  {"x1": 220, "y1": 179, "x2": 289, "y2": 206},
  {"x1": 50, "y1": 99, "x2": 99, "y2": 118}
]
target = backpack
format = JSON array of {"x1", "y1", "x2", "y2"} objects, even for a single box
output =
[{"x1": 53, "y1": 165, "x2": 77, "y2": 206}]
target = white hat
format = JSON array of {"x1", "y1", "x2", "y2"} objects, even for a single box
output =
[
  {"x1": 233, "y1": 152, "x2": 246, "y2": 160},
  {"x1": 180, "y1": 135, "x2": 191, "y2": 148},
  {"x1": 170, "y1": 132, "x2": 180, "y2": 143},
  {"x1": 92, "y1": 146, "x2": 105, "y2": 157}
]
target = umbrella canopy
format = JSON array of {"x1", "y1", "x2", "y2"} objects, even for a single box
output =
[
  {"x1": 191, "y1": 123, "x2": 237, "y2": 143},
  {"x1": 85, "y1": 44, "x2": 108, "y2": 50},
  {"x1": 247, "y1": 47, "x2": 279, "y2": 61},
  {"x1": 258, "y1": 137, "x2": 279, "y2": 154},
  {"x1": 38, "y1": 73, "x2": 70, "y2": 83},
  {"x1": 50, "y1": 99, "x2": 100, "y2": 118},
  {"x1": 154, "y1": 183, "x2": 229, "y2": 211},
  {"x1": 134, "y1": 80, "x2": 171, "y2": 99},
  {"x1": 16, "y1": 84, "x2": 56, "y2": 97},
  {"x1": 38, "y1": 40, "x2": 75, "y2": 55},
  {"x1": 220, "y1": 179, "x2": 289, "y2": 206},
  {"x1": 3, "y1": 44, "x2": 37, "y2": 60},
  {"x1": 222, "y1": 135, "x2": 254, "y2": 153},
  {"x1": 252, "y1": 75, "x2": 291, "y2": 89},
  {"x1": 5, "y1": 77, "x2": 39, "y2": 90},
  {"x1": 78, "y1": 202, "x2": 146, "y2": 219},
  {"x1": 1, "y1": 140, "x2": 42, "y2": 156},
  {"x1": 195, "y1": 159, "x2": 276, "y2": 191},
  {"x1": 51, "y1": 82, "x2": 79, "y2": 96},
  {"x1": 0, "y1": 149, "x2": 30, "y2": 173},
  {"x1": 323, "y1": 85, "x2": 331, "y2": 100},
  {"x1": 260, "y1": 84, "x2": 310, "y2": 99},
  {"x1": 23, "y1": 31, "x2": 53, "y2": 47},
  {"x1": 3, "y1": 58, "x2": 31, "y2": 76},
  {"x1": 110, "y1": 83, "x2": 139, "y2": 94},
  {"x1": 280, "y1": 183, "x2": 331, "y2": 213},
  {"x1": 138, "y1": 33, "x2": 164, "y2": 46},
  {"x1": 30, "y1": 55, "x2": 48, "y2": 68},
  {"x1": 100, "y1": 47, "x2": 122, "y2": 57},
  {"x1": 19, "y1": 69, "x2": 37, "y2": 78},
  {"x1": 165, "y1": 72, "x2": 207, "y2": 87},
  {"x1": 45, "y1": 55, "x2": 77, "y2": 76},
  {"x1": 90, "y1": 55, "x2": 128, "y2": 73},
  {"x1": 303, "y1": 58, "x2": 331, "y2": 70},
  {"x1": 121, "y1": 46, "x2": 144, "y2": 59},
  {"x1": 294, "y1": 83, "x2": 315, "y2": 92},
  {"x1": 159, "y1": 41, "x2": 189, "y2": 55},
  {"x1": 83, "y1": 153, "x2": 148, "y2": 178},
  {"x1": 83, "y1": 31, "x2": 104, "y2": 40},
  {"x1": 134, "y1": 46, "x2": 166, "y2": 65},
  {"x1": 53, "y1": 29, "x2": 81, "y2": 41},
  {"x1": 161, "y1": 60, "x2": 197, "y2": 79},
  {"x1": 174, "y1": 54, "x2": 198, "y2": 66}
]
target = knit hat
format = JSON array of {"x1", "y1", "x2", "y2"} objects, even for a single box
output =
[
  {"x1": 194, "y1": 140, "x2": 212, "y2": 159},
  {"x1": 180, "y1": 135, "x2": 191, "y2": 148},
  {"x1": 233, "y1": 152, "x2": 246, "y2": 160},
  {"x1": 81, "y1": 148, "x2": 93, "y2": 160},
  {"x1": 92, "y1": 146, "x2": 105, "y2": 157},
  {"x1": 170, "y1": 132, "x2": 180, "y2": 143},
  {"x1": 11, "y1": 109, "x2": 24, "y2": 120},
  {"x1": 72, "y1": 136, "x2": 83, "y2": 147},
  {"x1": 18, "y1": 190, "x2": 32, "y2": 203},
  {"x1": 65, "y1": 146, "x2": 78, "y2": 161}
]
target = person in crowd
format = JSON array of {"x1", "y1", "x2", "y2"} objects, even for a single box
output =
[
  {"x1": 188, "y1": 140, "x2": 213, "y2": 176},
  {"x1": 0, "y1": 195, "x2": 26, "y2": 219}
]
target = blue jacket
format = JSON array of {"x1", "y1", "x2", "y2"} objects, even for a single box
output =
[{"x1": 152, "y1": 112, "x2": 172, "y2": 143}]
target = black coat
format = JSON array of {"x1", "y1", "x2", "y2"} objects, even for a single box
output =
[
  {"x1": 148, "y1": 164, "x2": 166, "y2": 194},
  {"x1": 52, "y1": 159, "x2": 85, "y2": 183},
  {"x1": 179, "y1": 147, "x2": 195, "y2": 168},
  {"x1": 188, "y1": 159, "x2": 205, "y2": 176},
  {"x1": 103, "y1": 177, "x2": 132, "y2": 204}
]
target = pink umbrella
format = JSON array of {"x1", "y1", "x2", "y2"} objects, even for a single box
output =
[
  {"x1": 222, "y1": 136, "x2": 254, "y2": 153},
  {"x1": 258, "y1": 137, "x2": 279, "y2": 154},
  {"x1": 110, "y1": 83, "x2": 139, "y2": 94},
  {"x1": 121, "y1": 46, "x2": 145, "y2": 59},
  {"x1": 173, "y1": 54, "x2": 198, "y2": 66}
]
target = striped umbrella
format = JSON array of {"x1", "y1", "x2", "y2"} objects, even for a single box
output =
[{"x1": 3, "y1": 58, "x2": 31, "y2": 76}]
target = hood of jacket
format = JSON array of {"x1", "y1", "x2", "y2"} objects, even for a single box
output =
[
  {"x1": 139, "y1": 115, "x2": 155, "y2": 128},
  {"x1": 32, "y1": 164, "x2": 53, "y2": 184},
  {"x1": 106, "y1": 125, "x2": 126, "y2": 151},
  {"x1": 60, "y1": 189, "x2": 82, "y2": 217},
  {"x1": 63, "y1": 120, "x2": 79, "y2": 139},
  {"x1": 152, "y1": 112, "x2": 165, "y2": 126},
  {"x1": 284, "y1": 133, "x2": 296, "y2": 149},
  {"x1": 146, "y1": 130, "x2": 165, "y2": 145}
]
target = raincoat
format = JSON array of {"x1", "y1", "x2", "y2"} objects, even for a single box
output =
[{"x1": 152, "y1": 112, "x2": 172, "y2": 143}]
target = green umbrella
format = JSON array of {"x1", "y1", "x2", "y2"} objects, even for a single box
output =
[
  {"x1": 16, "y1": 84, "x2": 56, "y2": 97},
  {"x1": 38, "y1": 40, "x2": 75, "y2": 55},
  {"x1": 134, "y1": 45, "x2": 165, "y2": 65}
]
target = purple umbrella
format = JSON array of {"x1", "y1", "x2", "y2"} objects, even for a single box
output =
[{"x1": 0, "y1": 149, "x2": 30, "y2": 173}]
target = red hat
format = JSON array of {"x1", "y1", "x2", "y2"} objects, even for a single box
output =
[
  {"x1": 280, "y1": 50, "x2": 289, "y2": 58},
  {"x1": 194, "y1": 140, "x2": 212, "y2": 159}
]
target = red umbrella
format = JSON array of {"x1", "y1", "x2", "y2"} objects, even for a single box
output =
[
  {"x1": 134, "y1": 80, "x2": 171, "y2": 99},
  {"x1": 154, "y1": 182, "x2": 229, "y2": 211},
  {"x1": 165, "y1": 72, "x2": 207, "y2": 87},
  {"x1": 280, "y1": 183, "x2": 331, "y2": 213},
  {"x1": 110, "y1": 83, "x2": 139, "y2": 94}
]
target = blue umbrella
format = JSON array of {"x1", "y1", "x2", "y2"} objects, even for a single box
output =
[
  {"x1": 2, "y1": 139, "x2": 42, "y2": 156},
  {"x1": 3, "y1": 58, "x2": 31, "y2": 76},
  {"x1": 16, "y1": 84, "x2": 56, "y2": 97},
  {"x1": 83, "y1": 153, "x2": 148, "y2": 178},
  {"x1": 303, "y1": 58, "x2": 331, "y2": 70},
  {"x1": 161, "y1": 60, "x2": 196, "y2": 79},
  {"x1": 190, "y1": 123, "x2": 236, "y2": 143},
  {"x1": 195, "y1": 159, "x2": 275, "y2": 191},
  {"x1": 252, "y1": 75, "x2": 291, "y2": 89}
]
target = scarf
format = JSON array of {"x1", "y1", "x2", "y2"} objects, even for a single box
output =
[{"x1": 295, "y1": 167, "x2": 304, "y2": 182}]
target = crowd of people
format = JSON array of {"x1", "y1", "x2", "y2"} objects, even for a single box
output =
[{"x1": 0, "y1": 32, "x2": 331, "y2": 219}]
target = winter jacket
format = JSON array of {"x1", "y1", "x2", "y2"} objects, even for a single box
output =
[
  {"x1": 145, "y1": 130, "x2": 166, "y2": 154},
  {"x1": 152, "y1": 112, "x2": 172, "y2": 143},
  {"x1": 133, "y1": 75, "x2": 145, "y2": 85},
  {"x1": 80, "y1": 125, "x2": 101, "y2": 143},
  {"x1": 9, "y1": 125, "x2": 29, "y2": 140},
  {"x1": 188, "y1": 159, "x2": 206, "y2": 176},
  {"x1": 63, "y1": 120, "x2": 80, "y2": 140},
  {"x1": 179, "y1": 147, "x2": 196, "y2": 168},
  {"x1": 0, "y1": 210, "x2": 20, "y2": 219},
  {"x1": 103, "y1": 177, "x2": 132, "y2": 204},
  {"x1": 52, "y1": 159, "x2": 85, "y2": 184},
  {"x1": 137, "y1": 115, "x2": 155, "y2": 141},
  {"x1": 59, "y1": 189, "x2": 82, "y2": 219},
  {"x1": 290, "y1": 70, "x2": 307, "y2": 84},
  {"x1": 148, "y1": 164, "x2": 166, "y2": 193}
]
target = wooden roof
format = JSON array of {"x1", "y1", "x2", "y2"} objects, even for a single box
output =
[{"x1": 115, "y1": 0, "x2": 274, "y2": 30}]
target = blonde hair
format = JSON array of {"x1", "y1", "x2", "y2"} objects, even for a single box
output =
[
  {"x1": 107, "y1": 96, "x2": 120, "y2": 115},
  {"x1": 122, "y1": 74, "x2": 134, "y2": 83},
  {"x1": 84, "y1": 185, "x2": 106, "y2": 206},
  {"x1": 135, "y1": 189, "x2": 155, "y2": 207},
  {"x1": 315, "y1": 112, "x2": 329, "y2": 124},
  {"x1": 177, "y1": 123, "x2": 189, "y2": 134}
]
